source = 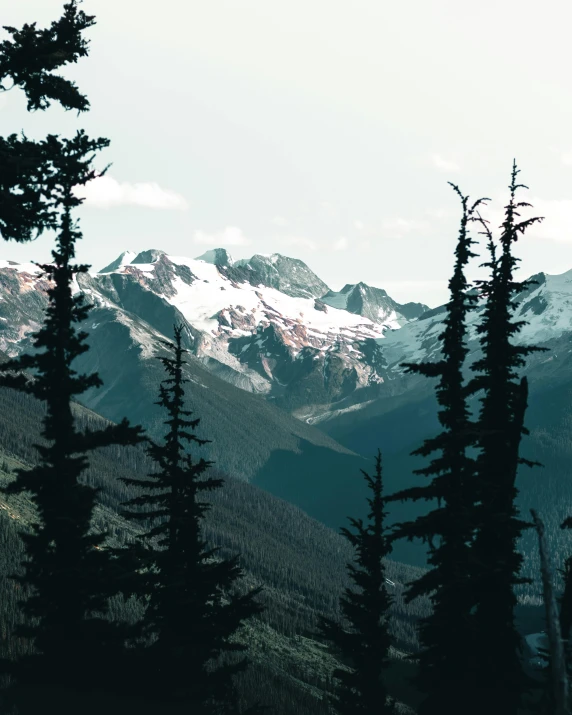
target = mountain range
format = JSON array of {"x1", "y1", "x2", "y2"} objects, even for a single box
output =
[{"x1": 0, "y1": 248, "x2": 571, "y2": 580}]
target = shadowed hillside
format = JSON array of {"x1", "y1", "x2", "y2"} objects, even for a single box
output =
[{"x1": 0, "y1": 384, "x2": 426, "y2": 714}]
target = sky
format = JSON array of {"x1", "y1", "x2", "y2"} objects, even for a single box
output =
[{"x1": 3, "y1": 0, "x2": 572, "y2": 307}]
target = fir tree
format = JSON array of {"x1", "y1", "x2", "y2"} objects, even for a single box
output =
[
  {"x1": 120, "y1": 324, "x2": 264, "y2": 714},
  {"x1": 559, "y1": 518, "x2": 572, "y2": 646},
  {"x1": 0, "y1": 0, "x2": 95, "y2": 243},
  {"x1": 0, "y1": 132, "x2": 146, "y2": 712},
  {"x1": 467, "y1": 161, "x2": 546, "y2": 715},
  {"x1": 531, "y1": 510, "x2": 570, "y2": 715},
  {"x1": 0, "y1": 4, "x2": 146, "y2": 711},
  {"x1": 556, "y1": 517, "x2": 572, "y2": 708},
  {"x1": 317, "y1": 449, "x2": 395, "y2": 715},
  {"x1": 384, "y1": 184, "x2": 487, "y2": 715}
]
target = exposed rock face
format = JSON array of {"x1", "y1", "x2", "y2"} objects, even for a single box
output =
[
  {"x1": 227, "y1": 253, "x2": 330, "y2": 299},
  {"x1": 322, "y1": 282, "x2": 428, "y2": 325},
  {"x1": 0, "y1": 249, "x2": 426, "y2": 413},
  {"x1": 195, "y1": 248, "x2": 234, "y2": 267},
  {"x1": 2, "y1": 246, "x2": 572, "y2": 425}
]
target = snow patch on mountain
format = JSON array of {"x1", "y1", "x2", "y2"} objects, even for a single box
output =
[
  {"x1": 380, "y1": 266, "x2": 572, "y2": 373},
  {"x1": 98, "y1": 250, "x2": 137, "y2": 274},
  {"x1": 110, "y1": 253, "x2": 384, "y2": 351},
  {"x1": 0, "y1": 260, "x2": 42, "y2": 275},
  {"x1": 322, "y1": 282, "x2": 428, "y2": 327},
  {"x1": 195, "y1": 248, "x2": 234, "y2": 267}
]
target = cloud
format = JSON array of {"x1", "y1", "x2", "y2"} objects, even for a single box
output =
[
  {"x1": 431, "y1": 154, "x2": 460, "y2": 173},
  {"x1": 381, "y1": 217, "x2": 427, "y2": 236},
  {"x1": 279, "y1": 236, "x2": 317, "y2": 251},
  {"x1": 426, "y1": 207, "x2": 455, "y2": 220},
  {"x1": 318, "y1": 201, "x2": 339, "y2": 222},
  {"x1": 271, "y1": 216, "x2": 289, "y2": 227},
  {"x1": 354, "y1": 220, "x2": 365, "y2": 230},
  {"x1": 514, "y1": 197, "x2": 572, "y2": 243},
  {"x1": 193, "y1": 226, "x2": 251, "y2": 246},
  {"x1": 73, "y1": 175, "x2": 189, "y2": 210},
  {"x1": 561, "y1": 152, "x2": 572, "y2": 167},
  {"x1": 332, "y1": 236, "x2": 348, "y2": 251},
  {"x1": 463, "y1": 195, "x2": 572, "y2": 244}
]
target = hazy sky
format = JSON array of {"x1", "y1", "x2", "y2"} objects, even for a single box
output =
[{"x1": 3, "y1": 0, "x2": 572, "y2": 307}]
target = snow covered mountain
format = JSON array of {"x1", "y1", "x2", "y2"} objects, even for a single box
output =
[
  {"x1": 4, "y1": 248, "x2": 572, "y2": 421},
  {"x1": 379, "y1": 269, "x2": 572, "y2": 374},
  {"x1": 0, "y1": 247, "x2": 430, "y2": 421},
  {"x1": 322, "y1": 282, "x2": 426, "y2": 326},
  {"x1": 3, "y1": 249, "x2": 572, "y2": 573},
  {"x1": 75, "y1": 248, "x2": 427, "y2": 410}
]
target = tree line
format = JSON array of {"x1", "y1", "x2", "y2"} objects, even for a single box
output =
[{"x1": 1, "y1": 3, "x2": 572, "y2": 715}]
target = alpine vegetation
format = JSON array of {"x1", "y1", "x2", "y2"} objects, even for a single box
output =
[
  {"x1": 119, "y1": 324, "x2": 264, "y2": 715},
  {"x1": 317, "y1": 449, "x2": 396, "y2": 715}
]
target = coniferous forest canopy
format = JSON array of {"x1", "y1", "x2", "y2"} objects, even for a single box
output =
[{"x1": 1, "y1": 2, "x2": 572, "y2": 714}]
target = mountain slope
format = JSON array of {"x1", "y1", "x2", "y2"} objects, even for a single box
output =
[
  {"x1": 0, "y1": 249, "x2": 428, "y2": 415},
  {"x1": 317, "y1": 267, "x2": 572, "y2": 584},
  {"x1": 322, "y1": 282, "x2": 427, "y2": 325},
  {"x1": 69, "y1": 305, "x2": 374, "y2": 532},
  {"x1": 0, "y1": 383, "x2": 424, "y2": 714}
]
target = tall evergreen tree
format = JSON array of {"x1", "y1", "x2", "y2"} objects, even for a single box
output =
[
  {"x1": 0, "y1": 3, "x2": 146, "y2": 711},
  {"x1": 467, "y1": 161, "x2": 546, "y2": 715},
  {"x1": 317, "y1": 449, "x2": 395, "y2": 715},
  {"x1": 560, "y1": 518, "x2": 572, "y2": 646},
  {"x1": 531, "y1": 509, "x2": 570, "y2": 715},
  {"x1": 384, "y1": 185, "x2": 486, "y2": 715},
  {"x1": 0, "y1": 0, "x2": 95, "y2": 243},
  {"x1": 541, "y1": 516, "x2": 572, "y2": 713},
  {"x1": 120, "y1": 324, "x2": 264, "y2": 714}
]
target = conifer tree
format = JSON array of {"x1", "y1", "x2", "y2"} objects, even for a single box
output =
[
  {"x1": 317, "y1": 449, "x2": 395, "y2": 715},
  {"x1": 531, "y1": 509, "x2": 570, "y2": 715},
  {"x1": 0, "y1": 0, "x2": 95, "y2": 243},
  {"x1": 120, "y1": 324, "x2": 264, "y2": 714},
  {"x1": 549, "y1": 517, "x2": 572, "y2": 712},
  {"x1": 467, "y1": 161, "x2": 546, "y2": 715},
  {"x1": 384, "y1": 185, "x2": 486, "y2": 715},
  {"x1": 559, "y1": 518, "x2": 572, "y2": 646},
  {"x1": 0, "y1": 3, "x2": 146, "y2": 711}
]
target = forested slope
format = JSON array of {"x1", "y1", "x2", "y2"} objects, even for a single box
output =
[{"x1": 0, "y1": 385, "x2": 425, "y2": 714}]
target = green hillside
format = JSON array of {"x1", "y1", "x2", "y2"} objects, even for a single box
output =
[{"x1": 0, "y1": 384, "x2": 426, "y2": 714}]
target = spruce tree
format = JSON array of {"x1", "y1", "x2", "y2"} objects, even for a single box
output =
[
  {"x1": 317, "y1": 449, "x2": 395, "y2": 715},
  {"x1": 560, "y1": 518, "x2": 572, "y2": 645},
  {"x1": 384, "y1": 185, "x2": 486, "y2": 715},
  {"x1": 120, "y1": 324, "x2": 264, "y2": 714},
  {"x1": 467, "y1": 161, "x2": 546, "y2": 715},
  {"x1": 0, "y1": 3, "x2": 146, "y2": 710},
  {"x1": 531, "y1": 510, "x2": 570, "y2": 715},
  {"x1": 553, "y1": 517, "x2": 572, "y2": 710},
  {"x1": 0, "y1": 0, "x2": 95, "y2": 242}
]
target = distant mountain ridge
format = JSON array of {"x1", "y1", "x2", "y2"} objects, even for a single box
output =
[
  {"x1": 322, "y1": 282, "x2": 427, "y2": 324},
  {"x1": 0, "y1": 248, "x2": 430, "y2": 413}
]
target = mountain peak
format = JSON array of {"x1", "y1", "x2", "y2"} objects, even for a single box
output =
[
  {"x1": 98, "y1": 250, "x2": 137, "y2": 274},
  {"x1": 131, "y1": 249, "x2": 167, "y2": 264},
  {"x1": 322, "y1": 281, "x2": 427, "y2": 326},
  {"x1": 230, "y1": 253, "x2": 330, "y2": 299},
  {"x1": 195, "y1": 248, "x2": 234, "y2": 267}
]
